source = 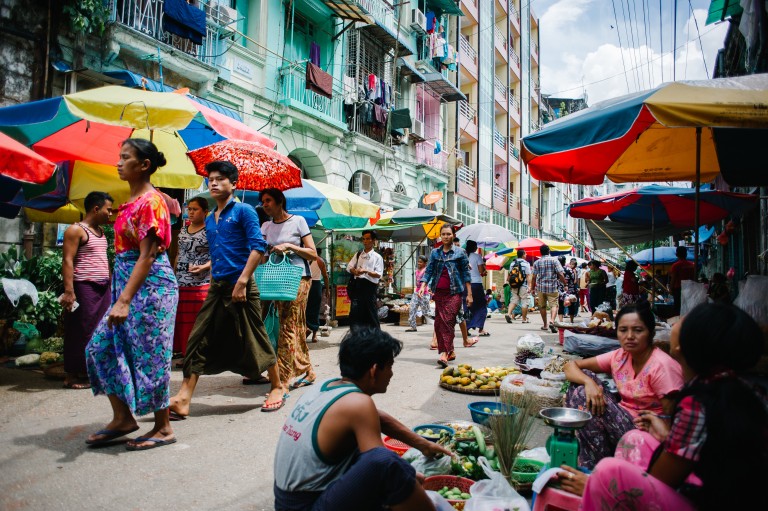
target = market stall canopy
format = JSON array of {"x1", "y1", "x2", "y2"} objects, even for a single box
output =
[
  {"x1": 521, "y1": 74, "x2": 768, "y2": 186},
  {"x1": 369, "y1": 208, "x2": 460, "y2": 242},
  {"x1": 631, "y1": 246, "x2": 694, "y2": 265},
  {"x1": 498, "y1": 238, "x2": 572, "y2": 258},
  {"x1": 455, "y1": 223, "x2": 516, "y2": 248},
  {"x1": 585, "y1": 220, "x2": 684, "y2": 250},
  {"x1": 196, "y1": 179, "x2": 380, "y2": 230},
  {"x1": 0, "y1": 131, "x2": 56, "y2": 184},
  {"x1": 568, "y1": 185, "x2": 758, "y2": 227}
]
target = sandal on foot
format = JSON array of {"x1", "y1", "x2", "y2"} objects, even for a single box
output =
[
  {"x1": 549, "y1": 324, "x2": 558, "y2": 333},
  {"x1": 63, "y1": 381, "x2": 91, "y2": 390},
  {"x1": 429, "y1": 344, "x2": 438, "y2": 350},
  {"x1": 289, "y1": 378, "x2": 315, "y2": 390},
  {"x1": 125, "y1": 437, "x2": 177, "y2": 451},
  {"x1": 169, "y1": 410, "x2": 187, "y2": 421},
  {"x1": 447, "y1": 352, "x2": 456, "y2": 361},
  {"x1": 243, "y1": 375, "x2": 270, "y2": 385},
  {"x1": 85, "y1": 426, "x2": 140, "y2": 446},
  {"x1": 261, "y1": 396, "x2": 286, "y2": 412},
  {"x1": 540, "y1": 325, "x2": 549, "y2": 331},
  {"x1": 478, "y1": 332, "x2": 490, "y2": 337},
  {"x1": 505, "y1": 314, "x2": 512, "y2": 323},
  {"x1": 404, "y1": 328, "x2": 418, "y2": 332},
  {"x1": 437, "y1": 358, "x2": 448, "y2": 368},
  {"x1": 521, "y1": 319, "x2": 530, "y2": 323},
  {"x1": 464, "y1": 338, "x2": 479, "y2": 348}
]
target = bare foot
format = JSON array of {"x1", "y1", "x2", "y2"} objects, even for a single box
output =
[{"x1": 169, "y1": 396, "x2": 190, "y2": 417}]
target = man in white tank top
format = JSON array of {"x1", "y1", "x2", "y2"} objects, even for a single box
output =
[
  {"x1": 274, "y1": 328, "x2": 450, "y2": 511},
  {"x1": 61, "y1": 191, "x2": 113, "y2": 389}
]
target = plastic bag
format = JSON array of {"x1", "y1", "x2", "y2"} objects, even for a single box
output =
[
  {"x1": 680, "y1": 280, "x2": 708, "y2": 316},
  {"x1": 516, "y1": 334, "x2": 544, "y2": 355},
  {"x1": 426, "y1": 490, "x2": 456, "y2": 511},
  {"x1": 1, "y1": 277, "x2": 38, "y2": 306},
  {"x1": 464, "y1": 457, "x2": 530, "y2": 511},
  {"x1": 500, "y1": 373, "x2": 529, "y2": 394},
  {"x1": 563, "y1": 332, "x2": 620, "y2": 357},
  {"x1": 734, "y1": 275, "x2": 768, "y2": 326},
  {"x1": 523, "y1": 377, "x2": 562, "y2": 400},
  {"x1": 403, "y1": 448, "x2": 453, "y2": 476},
  {"x1": 518, "y1": 446, "x2": 550, "y2": 464}
]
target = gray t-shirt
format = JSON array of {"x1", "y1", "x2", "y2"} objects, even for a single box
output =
[
  {"x1": 468, "y1": 252, "x2": 484, "y2": 284},
  {"x1": 261, "y1": 215, "x2": 312, "y2": 277}
]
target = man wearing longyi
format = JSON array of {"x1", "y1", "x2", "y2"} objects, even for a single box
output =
[{"x1": 274, "y1": 328, "x2": 449, "y2": 511}]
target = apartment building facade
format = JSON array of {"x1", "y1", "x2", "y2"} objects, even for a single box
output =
[{"x1": 451, "y1": 0, "x2": 541, "y2": 240}]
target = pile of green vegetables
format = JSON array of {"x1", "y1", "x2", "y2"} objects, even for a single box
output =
[
  {"x1": 435, "y1": 486, "x2": 471, "y2": 501},
  {"x1": 449, "y1": 425, "x2": 498, "y2": 480}
]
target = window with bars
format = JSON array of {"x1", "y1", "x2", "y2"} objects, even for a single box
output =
[{"x1": 346, "y1": 30, "x2": 393, "y2": 85}]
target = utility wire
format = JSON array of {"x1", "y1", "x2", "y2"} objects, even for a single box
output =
[
  {"x1": 659, "y1": 0, "x2": 664, "y2": 82},
  {"x1": 642, "y1": 0, "x2": 654, "y2": 86},
  {"x1": 611, "y1": 0, "x2": 632, "y2": 93},
  {"x1": 687, "y1": 0, "x2": 710, "y2": 77}
]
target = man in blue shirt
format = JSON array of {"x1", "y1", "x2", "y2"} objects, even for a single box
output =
[{"x1": 170, "y1": 161, "x2": 284, "y2": 419}]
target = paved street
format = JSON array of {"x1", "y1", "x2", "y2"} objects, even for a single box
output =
[{"x1": 0, "y1": 312, "x2": 571, "y2": 511}]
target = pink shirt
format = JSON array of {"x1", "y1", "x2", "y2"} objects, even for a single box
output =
[{"x1": 596, "y1": 347, "x2": 683, "y2": 418}]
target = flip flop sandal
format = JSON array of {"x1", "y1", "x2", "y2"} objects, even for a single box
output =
[
  {"x1": 242, "y1": 376, "x2": 270, "y2": 385},
  {"x1": 540, "y1": 326, "x2": 549, "y2": 331},
  {"x1": 478, "y1": 332, "x2": 490, "y2": 337},
  {"x1": 125, "y1": 437, "x2": 177, "y2": 451},
  {"x1": 464, "y1": 338, "x2": 479, "y2": 348},
  {"x1": 437, "y1": 358, "x2": 448, "y2": 368},
  {"x1": 261, "y1": 397, "x2": 286, "y2": 412},
  {"x1": 550, "y1": 324, "x2": 558, "y2": 333},
  {"x1": 289, "y1": 378, "x2": 315, "y2": 390},
  {"x1": 521, "y1": 319, "x2": 530, "y2": 323},
  {"x1": 447, "y1": 352, "x2": 456, "y2": 361},
  {"x1": 429, "y1": 345, "x2": 438, "y2": 350},
  {"x1": 85, "y1": 426, "x2": 140, "y2": 446},
  {"x1": 169, "y1": 410, "x2": 187, "y2": 421},
  {"x1": 63, "y1": 382, "x2": 91, "y2": 389}
]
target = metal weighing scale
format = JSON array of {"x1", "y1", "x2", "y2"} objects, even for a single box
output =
[{"x1": 539, "y1": 407, "x2": 592, "y2": 468}]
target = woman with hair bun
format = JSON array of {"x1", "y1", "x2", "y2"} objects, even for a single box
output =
[
  {"x1": 84, "y1": 138, "x2": 180, "y2": 451},
  {"x1": 563, "y1": 301, "x2": 684, "y2": 468}
]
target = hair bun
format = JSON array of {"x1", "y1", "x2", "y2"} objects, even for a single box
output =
[{"x1": 156, "y1": 152, "x2": 167, "y2": 168}]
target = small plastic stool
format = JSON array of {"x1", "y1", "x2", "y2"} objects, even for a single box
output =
[{"x1": 532, "y1": 485, "x2": 582, "y2": 511}]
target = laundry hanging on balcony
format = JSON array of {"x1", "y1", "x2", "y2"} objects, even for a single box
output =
[
  {"x1": 309, "y1": 42, "x2": 321, "y2": 67},
  {"x1": 163, "y1": 0, "x2": 207, "y2": 44},
  {"x1": 306, "y1": 62, "x2": 333, "y2": 99},
  {"x1": 389, "y1": 109, "x2": 412, "y2": 130}
]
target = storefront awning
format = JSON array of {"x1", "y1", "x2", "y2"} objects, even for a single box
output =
[
  {"x1": 397, "y1": 58, "x2": 426, "y2": 83},
  {"x1": 103, "y1": 70, "x2": 243, "y2": 121},
  {"x1": 323, "y1": 0, "x2": 374, "y2": 23},
  {"x1": 706, "y1": 0, "x2": 743, "y2": 25},
  {"x1": 426, "y1": 0, "x2": 464, "y2": 17},
  {"x1": 421, "y1": 71, "x2": 466, "y2": 102}
]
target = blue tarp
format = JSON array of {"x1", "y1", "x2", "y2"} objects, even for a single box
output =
[{"x1": 163, "y1": 0, "x2": 207, "y2": 44}]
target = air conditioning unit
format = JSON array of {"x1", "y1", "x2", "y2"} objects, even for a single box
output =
[
  {"x1": 410, "y1": 9, "x2": 426, "y2": 34},
  {"x1": 211, "y1": 3, "x2": 238, "y2": 32},
  {"x1": 354, "y1": 173, "x2": 372, "y2": 200},
  {"x1": 411, "y1": 118, "x2": 425, "y2": 140}
]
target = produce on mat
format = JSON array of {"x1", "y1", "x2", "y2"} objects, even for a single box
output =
[{"x1": 440, "y1": 364, "x2": 519, "y2": 390}]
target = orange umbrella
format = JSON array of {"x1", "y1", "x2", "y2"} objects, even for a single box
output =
[
  {"x1": 188, "y1": 139, "x2": 302, "y2": 191},
  {"x1": 0, "y1": 131, "x2": 56, "y2": 184}
]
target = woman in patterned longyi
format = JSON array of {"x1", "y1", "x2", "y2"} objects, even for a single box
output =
[{"x1": 84, "y1": 139, "x2": 179, "y2": 451}]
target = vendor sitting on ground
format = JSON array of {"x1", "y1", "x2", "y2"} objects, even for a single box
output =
[
  {"x1": 554, "y1": 302, "x2": 768, "y2": 511},
  {"x1": 273, "y1": 327, "x2": 450, "y2": 511},
  {"x1": 563, "y1": 301, "x2": 683, "y2": 469}
]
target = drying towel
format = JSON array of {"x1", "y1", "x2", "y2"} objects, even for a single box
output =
[
  {"x1": 309, "y1": 42, "x2": 321, "y2": 66},
  {"x1": 306, "y1": 62, "x2": 333, "y2": 99},
  {"x1": 163, "y1": 0, "x2": 207, "y2": 45},
  {"x1": 389, "y1": 108, "x2": 412, "y2": 129}
]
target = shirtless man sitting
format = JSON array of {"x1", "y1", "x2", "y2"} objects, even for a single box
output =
[{"x1": 274, "y1": 327, "x2": 450, "y2": 511}]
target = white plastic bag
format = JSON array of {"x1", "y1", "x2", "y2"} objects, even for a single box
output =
[
  {"x1": 680, "y1": 280, "x2": 708, "y2": 316},
  {"x1": 426, "y1": 490, "x2": 457, "y2": 511},
  {"x1": 403, "y1": 448, "x2": 452, "y2": 476},
  {"x1": 1, "y1": 277, "x2": 38, "y2": 306},
  {"x1": 516, "y1": 334, "x2": 544, "y2": 355},
  {"x1": 464, "y1": 457, "x2": 530, "y2": 511}
]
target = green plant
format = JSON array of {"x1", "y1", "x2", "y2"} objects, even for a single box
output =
[
  {"x1": 103, "y1": 224, "x2": 115, "y2": 269},
  {"x1": 0, "y1": 246, "x2": 24, "y2": 279},
  {"x1": 24, "y1": 250, "x2": 64, "y2": 295},
  {"x1": 18, "y1": 291, "x2": 62, "y2": 338},
  {"x1": 63, "y1": 0, "x2": 111, "y2": 36}
]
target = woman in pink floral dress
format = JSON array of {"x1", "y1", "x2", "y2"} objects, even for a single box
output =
[{"x1": 85, "y1": 139, "x2": 179, "y2": 451}]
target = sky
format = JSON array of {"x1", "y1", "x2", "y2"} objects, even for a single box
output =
[{"x1": 535, "y1": 0, "x2": 730, "y2": 105}]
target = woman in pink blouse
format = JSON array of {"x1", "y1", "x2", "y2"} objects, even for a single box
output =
[
  {"x1": 563, "y1": 302, "x2": 683, "y2": 468},
  {"x1": 554, "y1": 302, "x2": 767, "y2": 511}
]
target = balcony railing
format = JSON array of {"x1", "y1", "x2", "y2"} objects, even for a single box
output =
[
  {"x1": 112, "y1": 0, "x2": 220, "y2": 66},
  {"x1": 494, "y1": 77, "x2": 508, "y2": 101},
  {"x1": 508, "y1": 193, "x2": 520, "y2": 209},
  {"x1": 357, "y1": 0, "x2": 397, "y2": 38},
  {"x1": 494, "y1": 28, "x2": 507, "y2": 51},
  {"x1": 459, "y1": 35, "x2": 477, "y2": 64},
  {"x1": 493, "y1": 129, "x2": 507, "y2": 149},
  {"x1": 415, "y1": 140, "x2": 448, "y2": 173},
  {"x1": 531, "y1": 40, "x2": 539, "y2": 57},
  {"x1": 530, "y1": 121, "x2": 541, "y2": 132},
  {"x1": 509, "y1": 0, "x2": 520, "y2": 22},
  {"x1": 459, "y1": 100, "x2": 476, "y2": 122},
  {"x1": 508, "y1": 94, "x2": 519, "y2": 114},
  {"x1": 458, "y1": 164, "x2": 476, "y2": 187},
  {"x1": 509, "y1": 46, "x2": 520, "y2": 67},
  {"x1": 509, "y1": 142, "x2": 519, "y2": 161},
  {"x1": 280, "y1": 64, "x2": 345, "y2": 125},
  {"x1": 493, "y1": 185, "x2": 508, "y2": 204}
]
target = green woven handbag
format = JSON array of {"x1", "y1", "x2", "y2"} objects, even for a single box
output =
[{"x1": 255, "y1": 252, "x2": 303, "y2": 301}]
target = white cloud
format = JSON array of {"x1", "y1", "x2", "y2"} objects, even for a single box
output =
[{"x1": 538, "y1": 1, "x2": 730, "y2": 104}]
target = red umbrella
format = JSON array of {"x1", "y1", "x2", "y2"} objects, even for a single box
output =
[
  {"x1": 188, "y1": 139, "x2": 302, "y2": 191},
  {"x1": 507, "y1": 237, "x2": 573, "y2": 258},
  {"x1": 0, "y1": 131, "x2": 56, "y2": 184}
]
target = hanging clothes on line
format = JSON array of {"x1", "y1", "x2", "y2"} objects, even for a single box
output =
[
  {"x1": 309, "y1": 42, "x2": 321, "y2": 67},
  {"x1": 306, "y1": 62, "x2": 333, "y2": 99}
]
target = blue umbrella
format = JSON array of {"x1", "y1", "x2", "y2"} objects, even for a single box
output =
[{"x1": 629, "y1": 246, "x2": 694, "y2": 265}]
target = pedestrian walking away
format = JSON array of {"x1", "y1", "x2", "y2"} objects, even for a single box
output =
[
  {"x1": 261, "y1": 187, "x2": 318, "y2": 392},
  {"x1": 418, "y1": 224, "x2": 474, "y2": 368},
  {"x1": 347, "y1": 230, "x2": 383, "y2": 329},
  {"x1": 530, "y1": 244, "x2": 565, "y2": 333},
  {"x1": 505, "y1": 248, "x2": 532, "y2": 324},
  {"x1": 404, "y1": 255, "x2": 430, "y2": 332},
  {"x1": 85, "y1": 139, "x2": 179, "y2": 451},
  {"x1": 274, "y1": 327, "x2": 450, "y2": 511},
  {"x1": 465, "y1": 240, "x2": 489, "y2": 336},
  {"x1": 170, "y1": 161, "x2": 283, "y2": 418},
  {"x1": 60, "y1": 191, "x2": 113, "y2": 390},
  {"x1": 305, "y1": 247, "x2": 330, "y2": 342},
  {"x1": 173, "y1": 196, "x2": 211, "y2": 360}
]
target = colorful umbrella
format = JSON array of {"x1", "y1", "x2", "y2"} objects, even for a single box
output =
[
  {"x1": 373, "y1": 208, "x2": 461, "y2": 242},
  {"x1": 484, "y1": 253, "x2": 512, "y2": 271},
  {"x1": 0, "y1": 86, "x2": 276, "y2": 215},
  {"x1": 500, "y1": 237, "x2": 572, "y2": 258},
  {"x1": 568, "y1": 185, "x2": 758, "y2": 227},
  {"x1": 187, "y1": 139, "x2": 301, "y2": 192},
  {"x1": 196, "y1": 179, "x2": 380, "y2": 230},
  {"x1": 455, "y1": 223, "x2": 516, "y2": 248},
  {"x1": 0, "y1": 131, "x2": 56, "y2": 184},
  {"x1": 522, "y1": 74, "x2": 768, "y2": 186}
]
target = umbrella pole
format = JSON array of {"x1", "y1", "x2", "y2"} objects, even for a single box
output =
[
  {"x1": 651, "y1": 205, "x2": 655, "y2": 306},
  {"x1": 392, "y1": 235, "x2": 428, "y2": 282},
  {"x1": 694, "y1": 127, "x2": 701, "y2": 276}
]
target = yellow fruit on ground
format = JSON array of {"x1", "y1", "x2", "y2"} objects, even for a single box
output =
[
  {"x1": 487, "y1": 381, "x2": 497, "y2": 389},
  {"x1": 479, "y1": 384, "x2": 490, "y2": 390},
  {"x1": 440, "y1": 375, "x2": 450, "y2": 383},
  {"x1": 467, "y1": 383, "x2": 477, "y2": 389},
  {"x1": 460, "y1": 377, "x2": 471, "y2": 386},
  {"x1": 445, "y1": 377, "x2": 456, "y2": 385},
  {"x1": 442, "y1": 368, "x2": 453, "y2": 376},
  {"x1": 470, "y1": 373, "x2": 477, "y2": 381}
]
